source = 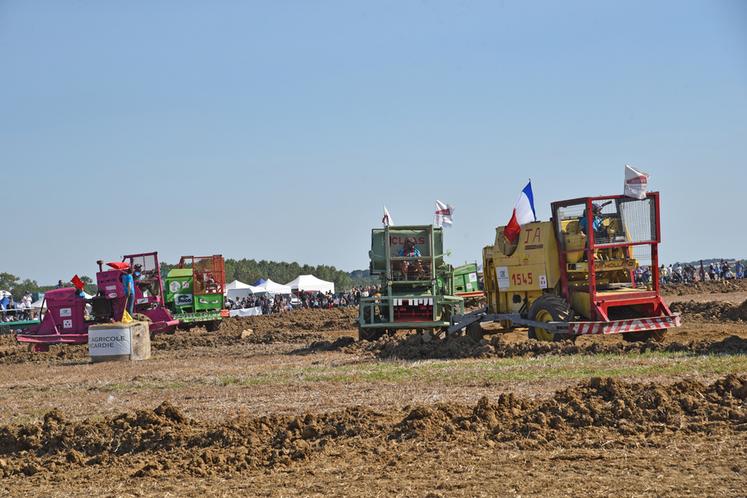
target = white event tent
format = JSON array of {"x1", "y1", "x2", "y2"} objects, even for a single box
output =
[
  {"x1": 30, "y1": 297, "x2": 47, "y2": 310},
  {"x1": 285, "y1": 275, "x2": 335, "y2": 294},
  {"x1": 256, "y1": 278, "x2": 292, "y2": 296},
  {"x1": 225, "y1": 280, "x2": 266, "y2": 300}
]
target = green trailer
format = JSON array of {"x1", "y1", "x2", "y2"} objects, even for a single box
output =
[
  {"x1": 164, "y1": 255, "x2": 225, "y2": 331},
  {"x1": 358, "y1": 225, "x2": 464, "y2": 340},
  {"x1": 450, "y1": 263, "x2": 485, "y2": 302},
  {"x1": 0, "y1": 319, "x2": 40, "y2": 334}
]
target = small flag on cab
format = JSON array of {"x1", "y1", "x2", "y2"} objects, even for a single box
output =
[
  {"x1": 71, "y1": 274, "x2": 85, "y2": 291},
  {"x1": 503, "y1": 180, "x2": 536, "y2": 244},
  {"x1": 382, "y1": 206, "x2": 394, "y2": 227},
  {"x1": 71, "y1": 275, "x2": 86, "y2": 299},
  {"x1": 434, "y1": 200, "x2": 453, "y2": 227}
]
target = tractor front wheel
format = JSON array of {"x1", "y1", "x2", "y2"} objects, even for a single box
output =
[{"x1": 527, "y1": 294, "x2": 572, "y2": 342}]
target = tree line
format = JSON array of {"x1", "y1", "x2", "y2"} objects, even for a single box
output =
[{"x1": 160, "y1": 258, "x2": 360, "y2": 291}]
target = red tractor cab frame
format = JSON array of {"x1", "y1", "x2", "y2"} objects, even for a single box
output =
[
  {"x1": 97, "y1": 251, "x2": 177, "y2": 332},
  {"x1": 551, "y1": 192, "x2": 677, "y2": 334},
  {"x1": 17, "y1": 251, "x2": 178, "y2": 352}
]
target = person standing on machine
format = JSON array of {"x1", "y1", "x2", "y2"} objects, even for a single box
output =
[{"x1": 121, "y1": 268, "x2": 135, "y2": 317}]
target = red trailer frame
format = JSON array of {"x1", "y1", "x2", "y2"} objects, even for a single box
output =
[{"x1": 176, "y1": 255, "x2": 226, "y2": 296}]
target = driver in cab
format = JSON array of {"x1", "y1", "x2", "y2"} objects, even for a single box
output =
[{"x1": 579, "y1": 204, "x2": 607, "y2": 240}]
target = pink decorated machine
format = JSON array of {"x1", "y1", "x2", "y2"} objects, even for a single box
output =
[{"x1": 16, "y1": 251, "x2": 179, "y2": 352}]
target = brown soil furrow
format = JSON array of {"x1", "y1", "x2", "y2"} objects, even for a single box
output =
[
  {"x1": 310, "y1": 334, "x2": 747, "y2": 360},
  {"x1": 1, "y1": 375, "x2": 744, "y2": 479}
]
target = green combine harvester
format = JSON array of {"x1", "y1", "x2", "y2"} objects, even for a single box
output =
[
  {"x1": 358, "y1": 225, "x2": 464, "y2": 340},
  {"x1": 164, "y1": 255, "x2": 225, "y2": 332}
]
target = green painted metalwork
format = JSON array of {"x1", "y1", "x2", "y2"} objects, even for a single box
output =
[
  {"x1": 173, "y1": 310, "x2": 223, "y2": 323},
  {"x1": 451, "y1": 263, "x2": 480, "y2": 295},
  {"x1": 164, "y1": 265, "x2": 224, "y2": 321},
  {"x1": 359, "y1": 225, "x2": 463, "y2": 333},
  {"x1": 0, "y1": 319, "x2": 40, "y2": 331}
]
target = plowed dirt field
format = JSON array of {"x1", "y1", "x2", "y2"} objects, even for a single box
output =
[{"x1": 1, "y1": 286, "x2": 746, "y2": 497}]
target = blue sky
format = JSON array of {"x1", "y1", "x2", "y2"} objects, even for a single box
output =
[{"x1": 1, "y1": 1, "x2": 745, "y2": 284}]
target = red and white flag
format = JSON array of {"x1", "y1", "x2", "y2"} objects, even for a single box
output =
[
  {"x1": 382, "y1": 206, "x2": 394, "y2": 227},
  {"x1": 503, "y1": 181, "x2": 536, "y2": 244},
  {"x1": 624, "y1": 165, "x2": 649, "y2": 199},
  {"x1": 434, "y1": 200, "x2": 453, "y2": 227}
]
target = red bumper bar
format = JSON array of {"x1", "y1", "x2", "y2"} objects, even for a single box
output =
[{"x1": 570, "y1": 314, "x2": 681, "y2": 336}]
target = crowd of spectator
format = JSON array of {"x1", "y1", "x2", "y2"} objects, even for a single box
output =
[
  {"x1": 2, "y1": 282, "x2": 386, "y2": 322},
  {"x1": 296, "y1": 287, "x2": 377, "y2": 309},
  {"x1": 633, "y1": 260, "x2": 746, "y2": 286},
  {"x1": 225, "y1": 286, "x2": 381, "y2": 315},
  {"x1": 0, "y1": 291, "x2": 35, "y2": 323},
  {"x1": 226, "y1": 294, "x2": 290, "y2": 314}
]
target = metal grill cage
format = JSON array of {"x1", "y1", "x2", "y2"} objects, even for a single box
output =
[
  {"x1": 388, "y1": 228, "x2": 434, "y2": 281},
  {"x1": 555, "y1": 203, "x2": 585, "y2": 252},
  {"x1": 128, "y1": 254, "x2": 158, "y2": 274},
  {"x1": 125, "y1": 253, "x2": 162, "y2": 299},
  {"x1": 179, "y1": 256, "x2": 225, "y2": 295},
  {"x1": 616, "y1": 197, "x2": 657, "y2": 244},
  {"x1": 555, "y1": 197, "x2": 657, "y2": 248}
]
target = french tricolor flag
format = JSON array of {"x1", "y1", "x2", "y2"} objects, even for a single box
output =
[{"x1": 503, "y1": 181, "x2": 536, "y2": 244}]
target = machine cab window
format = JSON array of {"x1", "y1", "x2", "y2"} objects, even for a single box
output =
[
  {"x1": 126, "y1": 253, "x2": 160, "y2": 298},
  {"x1": 553, "y1": 195, "x2": 660, "y2": 293}
]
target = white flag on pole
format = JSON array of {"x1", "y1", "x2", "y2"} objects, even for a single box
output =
[
  {"x1": 382, "y1": 206, "x2": 394, "y2": 227},
  {"x1": 434, "y1": 200, "x2": 454, "y2": 227},
  {"x1": 624, "y1": 165, "x2": 650, "y2": 199}
]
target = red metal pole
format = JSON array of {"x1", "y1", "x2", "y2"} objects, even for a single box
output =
[
  {"x1": 586, "y1": 198, "x2": 597, "y2": 320},
  {"x1": 652, "y1": 192, "x2": 661, "y2": 295}
]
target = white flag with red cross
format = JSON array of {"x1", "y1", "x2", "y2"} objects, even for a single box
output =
[
  {"x1": 434, "y1": 200, "x2": 454, "y2": 227},
  {"x1": 624, "y1": 165, "x2": 650, "y2": 199}
]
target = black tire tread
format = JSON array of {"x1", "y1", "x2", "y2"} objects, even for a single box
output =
[
  {"x1": 527, "y1": 294, "x2": 572, "y2": 342},
  {"x1": 623, "y1": 328, "x2": 667, "y2": 342}
]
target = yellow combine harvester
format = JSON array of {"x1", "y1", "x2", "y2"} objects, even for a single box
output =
[{"x1": 450, "y1": 192, "x2": 681, "y2": 341}]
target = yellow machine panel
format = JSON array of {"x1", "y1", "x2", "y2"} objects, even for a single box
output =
[{"x1": 483, "y1": 221, "x2": 561, "y2": 315}]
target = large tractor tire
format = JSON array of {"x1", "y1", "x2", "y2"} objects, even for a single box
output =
[
  {"x1": 527, "y1": 294, "x2": 573, "y2": 342},
  {"x1": 358, "y1": 327, "x2": 385, "y2": 341},
  {"x1": 206, "y1": 320, "x2": 221, "y2": 332},
  {"x1": 623, "y1": 329, "x2": 667, "y2": 342}
]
